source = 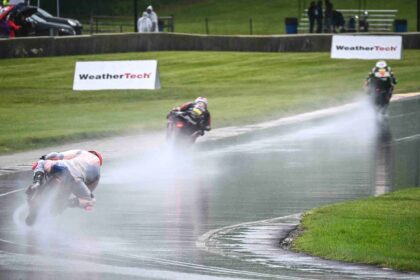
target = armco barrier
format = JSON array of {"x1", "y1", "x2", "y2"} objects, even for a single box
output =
[{"x1": 0, "y1": 32, "x2": 419, "y2": 59}]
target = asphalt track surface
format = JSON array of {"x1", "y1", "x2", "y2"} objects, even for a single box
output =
[{"x1": 0, "y1": 95, "x2": 419, "y2": 280}]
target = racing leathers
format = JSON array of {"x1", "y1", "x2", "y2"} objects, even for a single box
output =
[
  {"x1": 170, "y1": 101, "x2": 211, "y2": 135},
  {"x1": 365, "y1": 65, "x2": 397, "y2": 103},
  {"x1": 29, "y1": 149, "x2": 102, "y2": 210}
]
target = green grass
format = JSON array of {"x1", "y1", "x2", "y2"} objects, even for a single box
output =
[
  {"x1": 293, "y1": 188, "x2": 420, "y2": 272},
  {"x1": 158, "y1": 0, "x2": 417, "y2": 34},
  {"x1": 82, "y1": 0, "x2": 418, "y2": 34},
  {"x1": 1, "y1": 50, "x2": 420, "y2": 154}
]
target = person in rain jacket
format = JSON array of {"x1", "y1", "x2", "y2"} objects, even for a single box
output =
[
  {"x1": 137, "y1": 11, "x2": 152, "y2": 32},
  {"x1": 145, "y1": 5, "x2": 158, "y2": 32},
  {"x1": 27, "y1": 150, "x2": 103, "y2": 211}
]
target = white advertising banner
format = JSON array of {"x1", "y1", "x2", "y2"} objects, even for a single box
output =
[
  {"x1": 73, "y1": 60, "x2": 160, "y2": 90},
  {"x1": 331, "y1": 35, "x2": 402, "y2": 60}
]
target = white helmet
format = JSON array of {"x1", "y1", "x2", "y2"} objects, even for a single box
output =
[
  {"x1": 195, "y1": 97, "x2": 208, "y2": 107},
  {"x1": 375, "y1": 60, "x2": 387, "y2": 68}
]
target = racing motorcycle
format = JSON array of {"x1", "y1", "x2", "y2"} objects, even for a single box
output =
[
  {"x1": 366, "y1": 70, "x2": 394, "y2": 115},
  {"x1": 166, "y1": 110, "x2": 205, "y2": 146},
  {"x1": 25, "y1": 174, "x2": 69, "y2": 226}
]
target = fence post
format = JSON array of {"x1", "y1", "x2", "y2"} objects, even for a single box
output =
[
  {"x1": 418, "y1": 0, "x2": 420, "y2": 31},
  {"x1": 133, "y1": 0, "x2": 138, "y2": 32},
  {"x1": 90, "y1": 14, "x2": 93, "y2": 34},
  {"x1": 205, "y1": 17, "x2": 209, "y2": 34},
  {"x1": 171, "y1": 14, "x2": 175, "y2": 32},
  {"x1": 249, "y1": 18, "x2": 253, "y2": 35}
]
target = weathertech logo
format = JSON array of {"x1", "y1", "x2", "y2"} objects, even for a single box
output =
[
  {"x1": 335, "y1": 45, "x2": 397, "y2": 51},
  {"x1": 79, "y1": 73, "x2": 152, "y2": 80}
]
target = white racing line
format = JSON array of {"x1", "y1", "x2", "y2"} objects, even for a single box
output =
[
  {"x1": 1, "y1": 94, "x2": 419, "y2": 279},
  {"x1": 0, "y1": 190, "x2": 300, "y2": 280},
  {"x1": 197, "y1": 215, "x2": 420, "y2": 280},
  {"x1": 0, "y1": 188, "x2": 25, "y2": 197}
]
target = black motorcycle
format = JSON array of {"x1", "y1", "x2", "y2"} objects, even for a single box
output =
[
  {"x1": 366, "y1": 76, "x2": 394, "y2": 115},
  {"x1": 25, "y1": 175, "x2": 69, "y2": 226},
  {"x1": 166, "y1": 111, "x2": 204, "y2": 146}
]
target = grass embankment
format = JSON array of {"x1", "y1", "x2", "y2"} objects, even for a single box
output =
[
  {"x1": 293, "y1": 188, "x2": 420, "y2": 272},
  {"x1": 82, "y1": 0, "x2": 418, "y2": 34},
  {"x1": 157, "y1": 0, "x2": 418, "y2": 34},
  {"x1": 1, "y1": 50, "x2": 420, "y2": 154}
]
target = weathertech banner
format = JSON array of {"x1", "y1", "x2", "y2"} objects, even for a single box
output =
[
  {"x1": 73, "y1": 60, "x2": 161, "y2": 90},
  {"x1": 331, "y1": 35, "x2": 402, "y2": 60}
]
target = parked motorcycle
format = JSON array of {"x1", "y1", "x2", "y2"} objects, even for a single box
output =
[{"x1": 166, "y1": 110, "x2": 204, "y2": 146}]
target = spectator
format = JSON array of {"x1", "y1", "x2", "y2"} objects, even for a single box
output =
[
  {"x1": 359, "y1": 11, "x2": 369, "y2": 32},
  {"x1": 314, "y1": 1, "x2": 323, "y2": 33},
  {"x1": 6, "y1": 14, "x2": 20, "y2": 38},
  {"x1": 347, "y1": 16, "x2": 356, "y2": 32},
  {"x1": 145, "y1": 5, "x2": 158, "y2": 32},
  {"x1": 307, "y1": 1, "x2": 316, "y2": 33},
  {"x1": 332, "y1": 10, "x2": 345, "y2": 32},
  {"x1": 0, "y1": 18, "x2": 10, "y2": 38},
  {"x1": 324, "y1": 0, "x2": 333, "y2": 33},
  {"x1": 137, "y1": 11, "x2": 152, "y2": 32}
]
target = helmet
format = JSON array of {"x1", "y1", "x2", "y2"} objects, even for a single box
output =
[
  {"x1": 89, "y1": 150, "x2": 103, "y2": 166},
  {"x1": 194, "y1": 97, "x2": 208, "y2": 107},
  {"x1": 375, "y1": 60, "x2": 387, "y2": 68}
]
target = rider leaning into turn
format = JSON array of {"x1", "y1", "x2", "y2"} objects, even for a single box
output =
[
  {"x1": 170, "y1": 97, "x2": 212, "y2": 135},
  {"x1": 27, "y1": 149, "x2": 103, "y2": 211}
]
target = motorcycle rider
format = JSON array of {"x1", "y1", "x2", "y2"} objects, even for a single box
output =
[
  {"x1": 365, "y1": 60, "x2": 397, "y2": 96},
  {"x1": 169, "y1": 97, "x2": 212, "y2": 137},
  {"x1": 26, "y1": 149, "x2": 103, "y2": 211},
  {"x1": 365, "y1": 60, "x2": 397, "y2": 112}
]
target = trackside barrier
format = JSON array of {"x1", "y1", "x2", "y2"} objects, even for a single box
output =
[{"x1": 0, "y1": 32, "x2": 419, "y2": 59}]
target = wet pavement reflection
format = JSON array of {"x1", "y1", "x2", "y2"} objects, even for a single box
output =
[{"x1": 0, "y1": 98, "x2": 419, "y2": 279}]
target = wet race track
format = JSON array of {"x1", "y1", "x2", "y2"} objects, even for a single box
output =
[{"x1": 0, "y1": 97, "x2": 419, "y2": 280}]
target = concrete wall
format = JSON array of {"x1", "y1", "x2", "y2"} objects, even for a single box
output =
[{"x1": 0, "y1": 32, "x2": 419, "y2": 59}]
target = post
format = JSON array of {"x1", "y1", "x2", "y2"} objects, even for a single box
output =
[
  {"x1": 418, "y1": 0, "x2": 420, "y2": 31},
  {"x1": 90, "y1": 14, "x2": 93, "y2": 34},
  {"x1": 298, "y1": 0, "x2": 301, "y2": 19},
  {"x1": 205, "y1": 17, "x2": 209, "y2": 34},
  {"x1": 134, "y1": 0, "x2": 138, "y2": 32},
  {"x1": 249, "y1": 18, "x2": 253, "y2": 35},
  {"x1": 56, "y1": 0, "x2": 59, "y2": 17}
]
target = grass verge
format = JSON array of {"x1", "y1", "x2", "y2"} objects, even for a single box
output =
[
  {"x1": 293, "y1": 188, "x2": 420, "y2": 272},
  {"x1": 1, "y1": 50, "x2": 420, "y2": 154}
]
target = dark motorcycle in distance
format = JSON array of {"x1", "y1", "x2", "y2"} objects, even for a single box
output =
[
  {"x1": 166, "y1": 111, "x2": 204, "y2": 145},
  {"x1": 25, "y1": 175, "x2": 69, "y2": 226},
  {"x1": 366, "y1": 73, "x2": 394, "y2": 115}
]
